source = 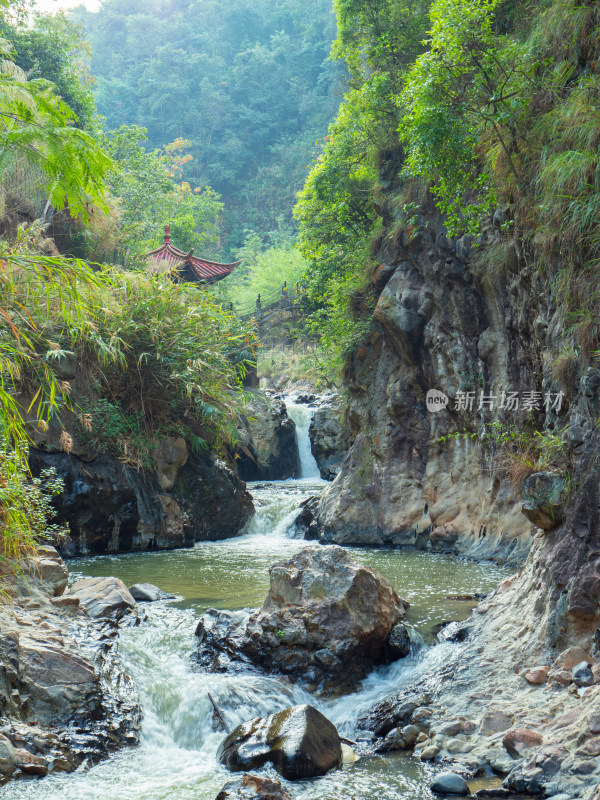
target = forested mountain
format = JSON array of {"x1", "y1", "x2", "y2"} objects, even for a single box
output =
[{"x1": 76, "y1": 0, "x2": 342, "y2": 251}]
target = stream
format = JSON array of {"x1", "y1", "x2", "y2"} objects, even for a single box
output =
[{"x1": 5, "y1": 400, "x2": 512, "y2": 800}]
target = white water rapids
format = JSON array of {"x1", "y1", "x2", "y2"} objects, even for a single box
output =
[{"x1": 3, "y1": 402, "x2": 511, "y2": 800}]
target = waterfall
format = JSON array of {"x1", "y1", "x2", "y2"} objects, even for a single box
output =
[{"x1": 284, "y1": 398, "x2": 321, "y2": 479}]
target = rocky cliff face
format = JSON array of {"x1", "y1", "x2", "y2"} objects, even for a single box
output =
[
  {"x1": 308, "y1": 395, "x2": 353, "y2": 481},
  {"x1": 311, "y1": 155, "x2": 600, "y2": 796},
  {"x1": 236, "y1": 392, "x2": 300, "y2": 481},
  {"x1": 30, "y1": 440, "x2": 253, "y2": 557},
  {"x1": 314, "y1": 183, "x2": 575, "y2": 566}
]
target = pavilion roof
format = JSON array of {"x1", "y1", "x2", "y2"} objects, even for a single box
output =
[{"x1": 146, "y1": 226, "x2": 240, "y2": 284}]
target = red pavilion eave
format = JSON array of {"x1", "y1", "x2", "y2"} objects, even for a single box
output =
[{"x1": 146, "y1": 225, "x2": 240, "y2": 284}]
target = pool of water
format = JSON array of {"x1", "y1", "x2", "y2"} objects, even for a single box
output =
[{"x1": 3, "y1": 405, "x2": 513, "y2": 800}]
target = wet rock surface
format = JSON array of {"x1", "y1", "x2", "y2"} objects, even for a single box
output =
[
  {"x1": 0, "y1": 547, "x2": 140, "y2": 785},
  {"x1": 67, "y1": 576, "x2": 138, "y2": 619},
  {"x1": 430, "y1": 771, "x2": 470, "y2": 795},
  {"x1": 193, "y1": 545, "x2": 409, "y2": 693},
  {"x1": 236, "y1": 392, "x2": 300, "y2": 481},
  {"x1": 30, "y1": 446, "x2": 253, "y2": 557},
  {"x1": 128, "y1": 582, "x2": 171, "y2": 602},
  {"x1": 308, "y1": 395, "x2": 352, "y2": 481},
  {"x1": 217, "y1": 704, "x2": 342, "y2": 780},
  {"x1": 215, "y1": 773, "x2": 292, "y2": 800}
]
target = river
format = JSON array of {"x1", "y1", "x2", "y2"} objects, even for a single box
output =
[{"x1": 4, "y1": 400, "x2": 512, "y2": 800}]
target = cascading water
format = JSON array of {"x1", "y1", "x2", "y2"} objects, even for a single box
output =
[
  {"x1": 284, "y1": 397, "x2": 322, "y2": 479},
  {"x1": 3, "y1": 431, "x2": 512, "y2": 800}
]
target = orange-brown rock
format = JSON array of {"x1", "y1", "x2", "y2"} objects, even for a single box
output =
[
  {"x1": 553, "y1": 646, "x2": 593, "y2": 671},
  {"x1": 503, "y1": 728, "x2": 543, "y2": 758},
  {"x1": 523, "y1": 666, "x2": 550, "y2": 685}
]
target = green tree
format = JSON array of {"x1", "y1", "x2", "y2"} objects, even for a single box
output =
[
  {"x1": 3, "y1": 11, "x2": 96, "y2": 129},
  {"x1": 74, "y1": 0, "x2": 342, "y2": 251},
  {"x1": 98, "y1": 125, "x2": 223, "y2": 261},
  {"x1": 0, "y1": 37, "x2": 111, "y2": 221},
  {"x1": 400, "y1": 0, "x2": 532, "y2": 233}
]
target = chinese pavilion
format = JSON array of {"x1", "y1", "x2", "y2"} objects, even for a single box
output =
[{"x1": 145, "y1": 226, "x2": 240, "y2": 285}]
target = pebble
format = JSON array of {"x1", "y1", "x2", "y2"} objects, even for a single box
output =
[
  {"x1": 571, "y1": 661, "x2": 593, "y2": 687},
  {"x1": 523, "y1": 666, "x2": 550, "y2": 685}
]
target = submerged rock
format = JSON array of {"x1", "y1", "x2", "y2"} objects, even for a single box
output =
[
  {"x1": 193, "y1": 545, "x2": 409, "y2": 693},
  {"x1": 217, "y1": 704, "x2": 342, "y2": 780},
  {"x1": 215, "y1": 773, "x2": 292, "y2": 800}
]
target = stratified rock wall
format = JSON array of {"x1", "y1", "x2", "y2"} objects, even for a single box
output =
[
  {"x1": 309, "y1": 395, "x2": 353, "y2": 480},
  {"x1": 314, "y1": 179, "x2": 557, "y2": 564},
  {"x1": 315, "y1": 151, "x2": 600, "y2": 653}
]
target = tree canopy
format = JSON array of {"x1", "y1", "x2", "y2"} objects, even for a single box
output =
[{"x1": 75, "y1": 0, "x2": 343, "y2": 251}]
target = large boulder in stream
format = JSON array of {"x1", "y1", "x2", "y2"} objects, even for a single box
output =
[
  {"x1": 217, "y1": 704, "x2": 342, "y2": 780},
  {"x1": 67, "y1": 576, "x2": 137, "y2": 619},
  {"x1": 193, "y1": 545, "x2": 410, "y2": 693}
]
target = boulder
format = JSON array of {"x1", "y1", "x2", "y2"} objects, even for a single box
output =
[
  {"x1": 480, "y1": 710, "x2": 513, "y2": 735},
  {"x1": 14, "y1": 748, "x2": 48, "y2": 776},
  {"x1": 505, "y1": 745, "x2": 568, "y2": 794},
  {"x1": 28, "y1": 547, "x2": 68, "y2": 597},
  {"x1": 381, "y1": 622, "x2": 411, "y2": 661},
  {"x1": 217, "y1": 705, "x2": 342, "y2": 781},
  {"x1": 68, "y1": 576, "x2": 137, "y2": 619},
  {"x1": 0, "y1": 734, "x2": 18, "y2": 778},
  {"x1": 129, "y1": 583, "x2": 167, "y2": 602},
  {"x1": 215, "y1": 774, "x2": 292, "y2": 800},
  {"x1": 436, "y1": 718, "x2": 476, "y2": 737},
  {"x1": 521, "y1": 472, "x2": 566, "y2": 529},
  {"x1": 17, "y1": 635, "x2": 101, "y2": 723},
  {"x1": 430, "y1": 771, "x2": 470, "y2": 795},
  {"x1": 420, "y1": 745, "x2": 440, "y2": 761},
  {"x1": 553, "y1": 646, "x2": 593, "y2": 671},
  {"x1": 357, "y1": 691, "x2": 431, "y2": 738},
  {"x1": 503, "y1": 729, "x2": 543, "y2": 758},
  {"x1": 194, "y1": 546, "x2": 408, "y2": 693},
  {"x1": 294, "y1": 495, "x2": 321, "y2": 540},
  {"x1": 571, "y1": 661, "x2": 594, "y2": 687}
]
